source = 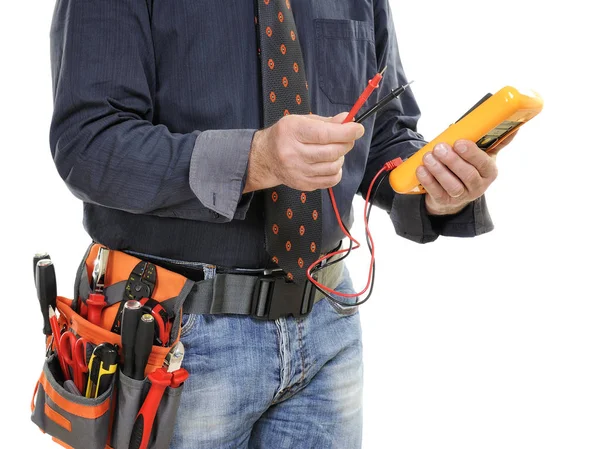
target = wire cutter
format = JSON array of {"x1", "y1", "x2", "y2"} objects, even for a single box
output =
[{"x1": 59, "y1": 331, "x2": 89, "y2": 394}]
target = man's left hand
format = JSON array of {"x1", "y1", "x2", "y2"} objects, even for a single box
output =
[{"x1": 415, "y1": 139, "x2": 503, "y2": 216}]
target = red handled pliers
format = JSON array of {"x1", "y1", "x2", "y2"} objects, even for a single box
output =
[{"x1": 128, "y1": 367, "x2": 189, "y2": 449}]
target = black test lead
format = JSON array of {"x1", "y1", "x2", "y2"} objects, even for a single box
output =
[{"x1": 355, "y1": 80, "x2": 415, "y2": 124}]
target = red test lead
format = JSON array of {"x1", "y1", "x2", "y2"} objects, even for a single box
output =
[{"x1": 343, "y1": 66, "x2": 387, "y2": 124}]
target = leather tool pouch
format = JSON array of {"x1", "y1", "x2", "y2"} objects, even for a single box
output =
[{"x1": 31, "y1": 242, "x2": 194, "y2": 449}]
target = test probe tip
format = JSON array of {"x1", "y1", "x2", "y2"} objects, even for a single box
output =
[{"x1": 380, "y1": 66, "x2": 388, "y2": 75}]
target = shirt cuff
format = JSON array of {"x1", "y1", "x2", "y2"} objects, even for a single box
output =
[
  {"x1": 429, "y1": 195, "x2": 494, "y2": 237},
  {"x1": 390, "y1": 194, "x2": 494, "y2": 243},
  {"x1": 390, "y1": 193, "x2": 439, "y2": 243},
  {"x1": 189, "y1": 129, "x2": 256, "y2": 221}
]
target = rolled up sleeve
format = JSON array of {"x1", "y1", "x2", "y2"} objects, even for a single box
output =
[{"x1": 189, "y1": 129, "x2": 256, "y2": 220}]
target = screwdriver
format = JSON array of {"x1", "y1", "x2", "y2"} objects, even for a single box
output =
[
  {"x1": 133, "y1": 314, "x2": 155, "y2": 381},
  {"x1": 36, "y1": 259, "x2": 57, "y2": 337},
  {"x1": 33, "y1": 252, "x2": 51, "y2": 286},
  {"x1": 121, "y1": 300, "x2": 142, "y2": 378}
]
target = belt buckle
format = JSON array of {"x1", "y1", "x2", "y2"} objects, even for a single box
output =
[{"x1": 251, "y1": 270, "x2": 318, "y2": 320}]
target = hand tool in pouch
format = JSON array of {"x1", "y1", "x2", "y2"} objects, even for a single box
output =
[
  {"x1": 133, "y1": 313, "x2": 155, "y2": 381},
  {"x1": 163, "y1": 342, "x2": 184, "y2": 372},
  {"x1": 33, "y1": 252, "x2": 50, "y2": 286},
  {"x1": 87, "y1": 247, "x2": 110, "y2": 326},
  {"x1": 49, "y1": 305, "x2": 70, "y2": 380},
  {"x1": 85, "y1": 342, "x2": 118, "y2": 398},
  {"x1": 128, "y1": 343, "x2": 189, "y2": 449},
  {"x1": 138, "y1": 297, "x2": 171, "y2": 347},
  {"x1": 111, "y1": 261, "x2": 157, "y2": 335},
  {"x1": 36, "y1": 259, "x2": 57, "y2": 337},
  {"x1": 121, "y1": 300, "x2": 142, "y2": 378},
  {"x1": 59, "y1": 331, "x2": 89, "y2": 394}
]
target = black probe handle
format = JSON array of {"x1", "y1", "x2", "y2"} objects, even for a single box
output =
[
  {"x1": 121, "y1": 303, "x2": 142, "y2": 378},
  {"x1": 133, "y1": 316, "x2": 154, "y2": 380},
  {"x1": 355, "y1": 86, "x2": 408, "y2": 124},
  {"x1": 36, "y1": 260, "x2": 57, "y2": 336}
]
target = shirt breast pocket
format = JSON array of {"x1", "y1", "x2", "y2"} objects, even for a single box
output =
[{"x1": 314, "y1": 19, "x2": 377, "y2": 106}]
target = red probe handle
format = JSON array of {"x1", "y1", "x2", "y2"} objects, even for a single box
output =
[
  {"x1": 86, "y1": 293, "x2": 106, "y2": 326},
  {"x1": 129, "y1": 368, "x2": 172, "y2": 449},
  {"x1": 344, "y1": 73, "x2": 383, "y2": 124}
]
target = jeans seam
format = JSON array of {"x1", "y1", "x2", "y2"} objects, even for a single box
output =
[
  {"x1": 273, "y1": 318, "x2": 291, "y2": 403},
  {"x1": 296, "y1": 318, "x2": 307, "y2": 386}
]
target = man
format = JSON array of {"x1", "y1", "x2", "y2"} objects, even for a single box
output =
[{"x1": 49, "y1": 0, "x2": 498, "y2": 447}]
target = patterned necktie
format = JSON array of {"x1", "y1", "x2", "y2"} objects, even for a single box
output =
[{"x1": 256, "y1": 0, "x2": 322, "y2": 284}]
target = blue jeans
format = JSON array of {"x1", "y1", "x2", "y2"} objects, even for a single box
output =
[{"x1": 170, "y1": 265, "x2": 363, "y2": 449}]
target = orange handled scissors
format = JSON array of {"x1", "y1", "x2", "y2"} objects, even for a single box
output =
[{"x1": 59, "y1": 332, "x2": 89, "y2": 394}]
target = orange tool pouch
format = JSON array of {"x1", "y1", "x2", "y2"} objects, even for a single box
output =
[{"x1": 31, "y1": 243, "x2": 195, "y2": 449}]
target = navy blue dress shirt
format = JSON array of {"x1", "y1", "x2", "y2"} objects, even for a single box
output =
[{"x1": 49, "y1": 0, "x2": 493, "y2": 269}]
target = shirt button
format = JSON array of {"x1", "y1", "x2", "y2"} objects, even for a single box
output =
[{"x1": 211, "y1": 211, "x2": 221, "y2": 219}]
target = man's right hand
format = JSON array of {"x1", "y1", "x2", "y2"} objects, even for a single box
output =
[{"x1": 243, "y1": 113, "x2": 365, "y2": 193}]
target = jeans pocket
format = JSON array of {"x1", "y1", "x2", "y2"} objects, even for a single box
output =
[
  {"x1": 179, "y1": 313, "x2": 197, "y2": 338},
  {"x1": 315, "y1": 19, "x2": 377, "y2": 105},
  {"x1": 324, "y1": 296, "x2": 360, "y2": 317}
]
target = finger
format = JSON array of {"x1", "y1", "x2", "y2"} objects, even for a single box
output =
[
  {"x1": 422, "y1": 152, "x2": 466, "y2": 198},
  {"x1": 432, "y1": 143, "x2": 483, "y2": 194},
  {"x1": 305, "y1": 157, "x2": 345, "y2": 177},
  {"x1": 453, "y1": 139, "x2": 498, "y2": 179},
  {"x1": 296, "y1": 120, "x2": 364, "y2": 145},
  {"x1": 304, "y1": 170, "x2": 344, "y2": 190},
  {"x1": 302, "y1": 142, "x2": 354, "y2": 163},
  {"x1": 416, "y1": 165, "x2": 448, "y2": 202}
]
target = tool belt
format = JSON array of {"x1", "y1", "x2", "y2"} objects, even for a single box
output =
[{"x1": 30, "y1": 242, "x2": 344, "y2": 449}]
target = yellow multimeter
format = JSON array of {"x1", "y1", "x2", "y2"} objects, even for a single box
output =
[{"x1": 389, "y1": 85, "x2": 544, "y2": 194}]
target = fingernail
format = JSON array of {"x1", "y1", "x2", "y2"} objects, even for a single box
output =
[
  {"x1": 416, "y1": 166, "x2": 428, "y2": 178},
  {"x1": 455, "y1": 142, "x2": 468, "y2": 154},
  {"x1": 434, "y1": 143, "x2": 448, "y2": 157},
  {"x1": 423, "y1": 153, "x2": 436, "y2": 166},
  {"x1": 355, "y1": 126, "x2": 365, "y2": 139}
]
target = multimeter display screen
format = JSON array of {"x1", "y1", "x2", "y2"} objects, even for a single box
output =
[{"x1": 476, "y1": 120, "x2": 522, "y2": 150}]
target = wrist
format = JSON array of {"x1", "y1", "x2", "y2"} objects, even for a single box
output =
[{"x1": 243, "y1": 129, "x2": 278, "y2": 193}]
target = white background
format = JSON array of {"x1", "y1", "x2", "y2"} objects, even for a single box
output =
[{"x1": 1, "y1": 0, "x2": 598, "y2": 447}]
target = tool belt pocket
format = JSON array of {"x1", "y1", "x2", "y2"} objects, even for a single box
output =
[
  {"x1": 111, "y1": 369, "x2": 184, "y2": 449},
  {"x1": 31, "y1": 354, "x2": 117, "y2": 449}
]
